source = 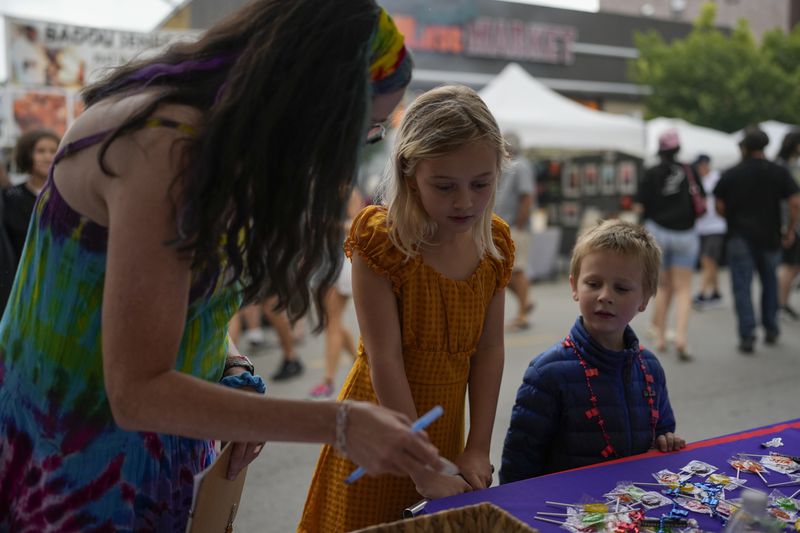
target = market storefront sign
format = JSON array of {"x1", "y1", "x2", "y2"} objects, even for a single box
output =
[{"x1": 393, "y1": 14, "x2": 577, "y2": 65}]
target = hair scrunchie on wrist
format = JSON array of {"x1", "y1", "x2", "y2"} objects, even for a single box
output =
[
  {"x1": 335, "y1": 400, "x2": 353, "y2": 457},
  {"x1": 219, "y1": 371, "x2": 267, "y2": 394}
]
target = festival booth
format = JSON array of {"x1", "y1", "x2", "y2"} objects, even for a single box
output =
[
  {"x1": 480, "y1": 63, "x2": 646, "y2": 156},
  {"x1": 645, "y1": 117, "x2": 741, "y2": 171},
  {"x1": 479, "y1": 64, "x2": 646, "y2": 278},
  {"x1": 410, "y1": 419, "x2": 800, "y2": 533}
]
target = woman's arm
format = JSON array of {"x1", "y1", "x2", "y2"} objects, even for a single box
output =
[
  {"x1": 96, "y1": 121, "x2": 439, "y2": 478},
  {"x1": 101, "y1": 125, "x2": 329, "y2": 441},
  {"x1": 458, "y1": 290, "x2": 505, "y2": 488}
]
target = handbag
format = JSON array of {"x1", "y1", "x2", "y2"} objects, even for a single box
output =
[{"x1": 683, "y1": 164, "x2": 707, "y2": 218}]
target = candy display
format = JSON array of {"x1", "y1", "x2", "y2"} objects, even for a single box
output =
[{"x1": 531, "y1": 447, "x2": 799, "y2": 532}]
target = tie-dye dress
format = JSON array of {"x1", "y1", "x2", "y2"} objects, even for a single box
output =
[{"x1": 0, "y1": 123, "x2": 240, "y2": 532}]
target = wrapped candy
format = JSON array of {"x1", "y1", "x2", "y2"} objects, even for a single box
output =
[
  {"x1": 652, "y1": 469, "x2": 690, "y2": 485},
  {"x1": 672, "y1": 495, "x2": 712, "y2": 515},
  {"x1": 729, "y1": 458, "x2": 768, "y2": 483},
  {"x1": 680, "y1": 460, "x2": 718, "y2": 478},
  {"x1": 761, "y1": 454, "x2": 800, "y2": 475},
  {"x1": 707, "y1": 473, "x2": 747, "y2": 491}
]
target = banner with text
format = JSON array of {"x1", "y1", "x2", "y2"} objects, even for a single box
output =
[{"x1": 5, "y1": 16, "x2": 197, "y2": 89}]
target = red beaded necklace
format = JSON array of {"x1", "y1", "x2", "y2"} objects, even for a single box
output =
[{"x1": 563, "y1": 335, "x2": 658, "y2": 459}]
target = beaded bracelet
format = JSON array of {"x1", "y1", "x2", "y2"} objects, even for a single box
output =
[{"x1": 335, "y1": 400, "x2": 353, "y2": 457}]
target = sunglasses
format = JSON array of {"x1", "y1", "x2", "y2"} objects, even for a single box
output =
[{"x1": 366, "y1": 123, "x2": 386, "y2": 145}]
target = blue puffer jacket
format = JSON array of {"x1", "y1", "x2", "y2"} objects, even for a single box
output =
[{"x1": 500, "y1": 317, "x2": 676, "y2": 484}]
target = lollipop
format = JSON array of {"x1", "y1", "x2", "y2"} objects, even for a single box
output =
[
  {"x1": 545, "y1": 501, "x2": 609, "y2": 513},
  {"x1": 730, "y1": 458, "x2": 768, "y2": 483}
]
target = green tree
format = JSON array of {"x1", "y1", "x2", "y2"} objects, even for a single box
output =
[
  {"x1": 630, "y1": 3, "x2": 797, "y2": 132},
  {"x1": 761, "y1": 24, "x2": 800, "y2": 119}
]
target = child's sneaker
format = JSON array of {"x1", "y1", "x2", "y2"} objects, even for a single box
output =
[
  {"x1": 704, "y1": 292, "x2": 723, "y2": 309},
  {"x1": 243, "y1": 327, "x2": 266, "y2": 347},
  {"x1": 271, "y1": 359, "x2": 304, "y2": 381},
  {"x1": 309, "y1": 382, "x2": 334, "y2": 399},
  {"x1": 781, "y1": 305, "x2": 800, "y2": 321}
]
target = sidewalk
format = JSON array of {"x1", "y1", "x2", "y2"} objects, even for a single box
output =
[{"x1": 236, "y1": 272, "x2": 800, "y2": 532}]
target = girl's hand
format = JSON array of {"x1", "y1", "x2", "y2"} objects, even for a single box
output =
[
  {"x1": 455, "y1": 449, "x2": 493, "y2": 489},
  {"x1": 655, "y1": 432, "x2": 686, "y2": 452},
  {"x1": 412, "y1": 468, "x2": 472, "y2": 499},
  {"x1": 345, "y1": 402, "x2": 442, "y2": 478}
]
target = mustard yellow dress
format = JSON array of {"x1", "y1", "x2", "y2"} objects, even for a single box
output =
[{"x1": 298, "y1": 206, "x2": 514, "y2": 533}]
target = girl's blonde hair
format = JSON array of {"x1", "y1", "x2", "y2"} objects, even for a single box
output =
[{"x1": 382, "y1": 85, "x2": 507, "y2": 260}]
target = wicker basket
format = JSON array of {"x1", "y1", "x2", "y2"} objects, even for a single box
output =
[{"x1": 352, "y1": 502, "x2": 538, "y2": 533}]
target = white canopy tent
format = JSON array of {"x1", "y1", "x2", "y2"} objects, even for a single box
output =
[
  {"x1": 645, "y1": 117, "x2": 741, "y2": 170},
  {"x1": 733, "y1": 120, "x2": 799, "y2": 161},
  {"x1": 479, "y1": 63, "x2": 646, "y2": 157}
]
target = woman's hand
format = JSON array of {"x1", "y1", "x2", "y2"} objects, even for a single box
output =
[
  {"x1": 344, "y1": 401, "x2": 442, "y2": 478},
  {"x1": 455, "y1": 449, "x2": 493, "y2": 490},
  {"x1": 223, "y1": 366, "x2": 266, "y2": 479},
  {"x1": 412, "y1": 467, "x2": 472, "y2": 499}
]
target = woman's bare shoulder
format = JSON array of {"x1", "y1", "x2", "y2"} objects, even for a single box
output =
[
  {"x1": 54, "y1": 91, "x2": 203, "y2": 227},
  {"x1": 65, "y1": 90, "x2": 203, "y2": 146}
]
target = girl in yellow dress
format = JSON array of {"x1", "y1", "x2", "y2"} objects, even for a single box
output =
[{"x1": 299, "y1": 85, "x2": 514, "y2": 532}]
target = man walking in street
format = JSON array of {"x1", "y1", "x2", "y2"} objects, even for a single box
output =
[
  {"x1": 496, "y1": 132, "x2": 536, "y2": 331},
  {"x1": 714, "y1": 127, "x2": 800, "y2": 353}
]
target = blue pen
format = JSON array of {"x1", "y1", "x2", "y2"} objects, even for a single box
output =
[{"x1": 344, "y1": 405, "x2": 444, "y2": 485}]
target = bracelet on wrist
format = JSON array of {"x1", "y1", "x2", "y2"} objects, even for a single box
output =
[
  {"x1": 224, "y1": 354, "x2": 255, "y2": 375},
  {"x1": 219, "y1": 371, "x2": 267, "y2": 394},
  {"x1": 334, "y1": 400, "x2": 353, "y2": 457}
]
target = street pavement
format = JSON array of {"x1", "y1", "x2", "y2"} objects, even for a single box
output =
[{"x1": 234, "y1": 271, "x2": 799, "y2": 532}]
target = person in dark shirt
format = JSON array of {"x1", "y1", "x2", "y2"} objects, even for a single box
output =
[
  {"x1": 3, "y1": 129, "x2": 59, "y2": 262},
  {"x1": 634, "y1": 129, "x2": 703, "y2": 361},
  {"x1": 714, "y1": 127, "x2": 800, "y2": 353}
]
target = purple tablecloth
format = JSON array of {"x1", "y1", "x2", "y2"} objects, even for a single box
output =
[{"x1": 424, "y1": 419, "x2": 800, "y2": 531}]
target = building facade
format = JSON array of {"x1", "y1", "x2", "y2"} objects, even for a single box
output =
[
  {"x1": 158, "y1": 0, "x2": 799, "y2": 114},
  {"x1": 161, "y1": 0, "x2": 700, "y2": 115},
  {"x1": 599, "y1": 0, "x2": 800, "y2": 39}
]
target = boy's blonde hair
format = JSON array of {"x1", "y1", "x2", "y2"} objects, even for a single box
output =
[
  {"x1": 382, "y1": 85, "x2": 507, "y2": 260},
  {"x1": 570, "y1": 219, "x2": 662, "y2": 298}
]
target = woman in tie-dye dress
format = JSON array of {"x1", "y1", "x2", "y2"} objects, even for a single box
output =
[{"x1": 0, "y1": 2, "x2": 442, "y2": 531}]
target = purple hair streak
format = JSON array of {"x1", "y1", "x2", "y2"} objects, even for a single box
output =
[{"x1": 125, "y1": 53, "x2": 239, "y2": 83}]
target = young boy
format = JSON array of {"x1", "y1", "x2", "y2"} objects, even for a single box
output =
[{"x1": 500, "y1": 220, "x2": 685, "y2": 484}]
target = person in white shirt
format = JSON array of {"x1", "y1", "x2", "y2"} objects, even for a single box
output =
[{"x1": 692, "y1": 155, "x2": 726, "y2": 309}]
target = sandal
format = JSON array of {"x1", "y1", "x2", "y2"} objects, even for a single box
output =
[{"x1": 676, "y1": 346, "x2": 692, "y2": 362}]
